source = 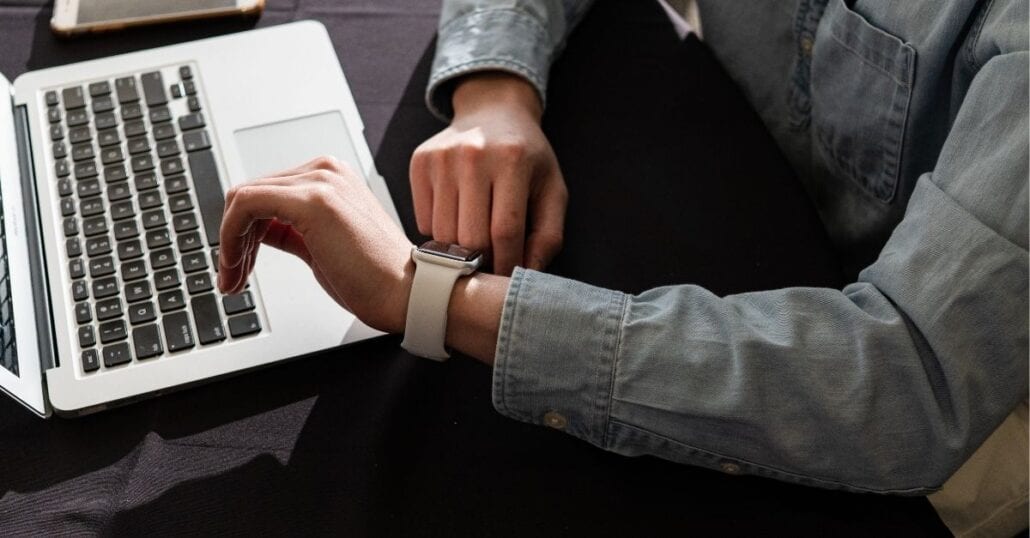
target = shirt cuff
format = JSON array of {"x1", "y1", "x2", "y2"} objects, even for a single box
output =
[
  {"x1": 492, "y1": 268, "x2": 628, "y2": 449},
  {"x1": 426, "y1": 8, "x2": 552, "y2": 122}
]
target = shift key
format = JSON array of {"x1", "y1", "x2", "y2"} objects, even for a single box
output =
[
  {"x1": 162, "y1": 311, "x2": 195, "y2": 352},
  {"x1": 191, "y1": 293, "x2": 226, "y2": 345},
  {"x1": 187, "y1": 150, "x2": 225, "y2": 246}
]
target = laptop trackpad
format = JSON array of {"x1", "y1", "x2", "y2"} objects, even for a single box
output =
[{"x1": 234, "y1": 111, "x2": 363, "y2": 181}]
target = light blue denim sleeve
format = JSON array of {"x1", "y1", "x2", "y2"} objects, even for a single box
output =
[
  {"x1": 426, "y1": 0, "x2": 596, "y2": 121},
  {"x1": 492, "y1": 35, "x2": 1029, "y2": 495}
]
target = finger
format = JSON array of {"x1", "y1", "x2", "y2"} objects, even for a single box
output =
[
  {"x1": 456, "y1": 170, "x2": 491, "y2": 251},
  {"x1": 262, "y1": 219, "x2": 313, "y2": 264},
  {"x1": 432, "y1": 174, "x2": 459, "y2": 244},
  {"x1": 263, "y1": 154, "x2": 349, "y2": 179},
  {"x1": 524, "y1": 173, "x2": 567, "y2": 271},
  {"x1": 490, "y1": 173, "x2": 529, "y2": 276},
  {"x1": 410, "y1": 149, "x2": 434, "y2": 236}
]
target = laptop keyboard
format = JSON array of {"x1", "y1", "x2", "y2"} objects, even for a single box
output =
[
  {"x1": 45, "y1": 64, "x2": 263, "y2": 375},
  {"x1": 0, "y1": 202, "x2": 16, "y2": 376}
]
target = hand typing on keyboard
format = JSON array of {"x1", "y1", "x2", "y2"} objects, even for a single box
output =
[{"x1": 218, "y1": 156, "x2": 416, "y2": 334}]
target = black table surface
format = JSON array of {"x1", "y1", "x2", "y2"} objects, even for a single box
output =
[{"x1": 0, "y1": 0, "x2": 950, "y2": 535}]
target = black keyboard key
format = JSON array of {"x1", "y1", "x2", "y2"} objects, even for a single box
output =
[
  {"x1": 92, "y1": 96, "x2": 115, "y2": 114},
  {"x1": 94, "y1": 111, "x2": 117, "y2": 130},
  {"x1": 114, "y1": 220, "x2": 140, "y2": 240},
  {"x1": 69, "y1": 258, "x2": 85, "y2": 279},
  {"x1": 91, "y1": 276, "x2": 119, "y2": 299},
  {"x1": 82, "y1": 215, "x2": 108, "y2": 236},
  {"x1": 55, "y1": 159, "x2": 70, "y2": 177},
  {"x1": 154, "y1": 268, "x2": 180, "y2": 290},
  {"x1": 125, "y1": 280, "x2": 152, "y2": 303},
  {"x1": 187, "y1": 96, "x2": 202, "y2": 112},
  {"x1": 66, "y1": 109, "x2": 88, "y2": 127},
  {"x1": 115, "y1": 76, "x2": 139, "y2": 104},
  {"x1": 153, "y1": 123, "x2": 176, "y2": 140},
  {"x1": 156, "y1": 139, "x2": 180, "y2": 158},
  {"x1": 161, "y1": 158, "x2": 185, "y2": 177},
  {"x1": 131, "y1": 154, "x2": 154, "y2": 173},
  {"x1": 124, "y1": 120, "x2": 146, "y2": 138},
  {"x1": 179, "y1": 65, "x2": 192, "y2": 79},
  {"x1": 110, "y1": 200, "x2": 135, "y2": 221},
  {"x1": 182, "y1": 129, "x2": 210, "y2": 152},
  {"x1": 191, "y1": 293, "x2": 226, "y2": 345},
  {"x1": 222, "y1": 291, "x2": 255, "y2": 314},
  {"x1": 105, "y1": 164, "x2": 128, "y2": 182},
  {"x1": 129, "y1": 301, "x2": 156, "y2": 324},
  {"x1": 149, "y1": 106, "x2": 172, "y2": 124},
  {"x1": 89, "y1": 81, "x2": 111, "y2": 97},
  {"x1": 165, "y1": 175, "x2": 189, "y2": 194},
  {"x1": 61, "y1": 197, "x2": 76, "y2": 216},
  {"x1": 117, "y1": 239, "x2": 143, "y2": 260},
  {"x1": 75, "y1": 302, "x2": 91, "y2": 324},
  {"x1": 80, "y1": 197, "x2": 104, "y2": 217},
  {"x1": 85, "y1": 235, "x2": 112, "y2": 256},
  {"x1": 187, "y1": 150, "x2": 225, "y2": 246},
  {"x1": 74, "y1": 160, "x2": 98, "y2": 179},
  {"x1": 81, "y1": 349, "x2": 100, "y2": 372},
  {"x1": 172, "y1": 212, "x2": 198, "y2": 232},
  {"x1": 150, "y1": 248, "x2": 175, "y2": 269},
  {"x1": 45, "y1": 90, "x2": 59, "y2": 106},
  {"x1": 95, "y1": 297, "x2": 123, "y2": 321},
  {"x1": 100, "y1": 147, "x2": 124, "y2": 165},
  {"x1": 228, "y1": 313, "x2": 261, "y2": 338},
  {"x1": 211, "y1": 248, "x2": 219, "y2": 271},
  {"x1": 50, "y1": 124, "x2": 64, "y2": 141},
  {"x1": 66, "y1": 237, "x2": 82, "y2": 257},
  {"x1": 177, "y1": 232, "x2": 202, "y2": 252},
  {"x1": 121, "y1": 102, "x2": 143, "y2": 120},
  {"x1": 135, "y1": 172, "x2": 159, "y2": 191},
  {"x1": 97, "y1": 129, "x2": 120, "y2": 147},
  {"x1": 158, "y1": 289, "x2": 185, "y2": 312},
  {"x1": 182, "y1": 252, "x2": 207, "y2": 273},
  {"x1": 107, "y1": 182, "x2": 131, "y2": 202},
  {"x1": 69, "y1": 126, "x2": 92, "y2": 144},
  {"x1": 133, "y1": 324, "x2": 163, "y2": 360},
  {"x1": 142, "y1": 209, "x2": 167, "y2": 229},
  {"x1": 183, "y1": 80, "x2": 197, "y2": 96},
  {"x1": 72, "y1": 280, "x2": 88, "y2": 301},
  {"x1": 169, "y1": 193, "x2": 193, "y2": 213},
  {"x1": 171, "y1": 84, "x2": 183, "y2": 99},
  {"x1": 53, "y1": 141, "x2": 68, "y2": 159},
  {"x1": 77, "y1": 180, "x2": 101, "y2": 199},
  {"x1": 102, "y1": 322, "x2": 129, "y2": 346},
  {"x1": 122, "y1": 259, "x2": 147, "y2": 281},
  {"x1": 102, "y1": 342, "x2": 132, "y2": 367},
  {"x1": 47, "y1": 107, "x2": 61, "y2": 124},
  {"x1": 178, "y1": 112, "x2": 204, "y2": 131},
  {"x1": 77, "y1": 325, "x2": 95, "y2": 347},
  {"x1": 62, "y1": 86, "x2": 85, "y2": 110},
  {"x1": 139, "y1": 190, "x2": 162, "y2": 210},
  {"x1": 141, "y1": 71, "x2": 167, "y2": 106},
  {"x1": 146, "y1": 228, "x2": 171, "y2": 248},
  {"x1": 62, "y1": 217, "x2": 78, "y2": 237},
  {"x1": 89, "y1": 256, "x2": 115, "y2": 277},
  {"x1": 186, "y1": 272, "x2": 213, "y2": 294},
  {"x1": 127, "y1": 137, "x2": 149, "y2": 155},
  {"x1": 162, "y1": 311, "x2": 194, "y2": 352},
  {"x1": 71, "y1": 143, "x2": 94, "y2": 162}
]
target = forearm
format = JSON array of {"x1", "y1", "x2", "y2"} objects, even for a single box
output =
[{"x1": 445, "y1": 273, "x2": 509, "y2": 365}]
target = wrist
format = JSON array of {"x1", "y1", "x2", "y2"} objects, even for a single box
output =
[
  {"x1": 452, "y1": 71, "x2": 543, "y2": 123},
  {"x1": 445, "y1": 273, "x2": 508, "y2": 365}
]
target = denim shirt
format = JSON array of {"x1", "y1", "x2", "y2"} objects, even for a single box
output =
[{"x1": 427, "y1": 0, "x2": 1029, "y2": 494}]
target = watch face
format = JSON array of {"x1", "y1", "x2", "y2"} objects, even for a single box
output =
[{"x1": 418, "y1": 240, "x2": 481, "y2": 262}]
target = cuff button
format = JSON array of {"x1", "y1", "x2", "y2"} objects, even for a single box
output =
[
  {"x1": 543, "y1": 411, "x2": 567, "y2": 430},
  {"x1": 719, "y1": 461, "x2": 742, "y2": 475}
]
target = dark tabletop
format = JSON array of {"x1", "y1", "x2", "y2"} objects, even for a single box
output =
[{"x1": 0, "y1": 0, "x2": 949, "y2": 535}]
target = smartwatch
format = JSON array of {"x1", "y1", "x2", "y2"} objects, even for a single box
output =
[{"x1": 401, "y1": 240, "x2": 483, "y2": 360}]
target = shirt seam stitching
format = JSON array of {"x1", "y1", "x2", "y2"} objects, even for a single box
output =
[{"x1": 602, "y1": 292, "x2": 630, "y2": 448}]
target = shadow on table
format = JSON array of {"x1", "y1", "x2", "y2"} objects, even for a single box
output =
[{"x1": 1, "y1": 0, "x2": 947, "y2": 535}]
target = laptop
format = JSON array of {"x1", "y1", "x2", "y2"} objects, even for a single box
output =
[{"x1": 0, "y1": 20, "x2": 400, "y2": 417}]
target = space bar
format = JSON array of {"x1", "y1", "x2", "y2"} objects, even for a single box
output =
[{"x1": 187, "y1": 150, "x2": 225, "y2": 246}]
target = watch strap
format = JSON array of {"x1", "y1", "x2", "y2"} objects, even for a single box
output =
[{"x1": 401, "y1": 258, "x2": 463, "y2": 360}]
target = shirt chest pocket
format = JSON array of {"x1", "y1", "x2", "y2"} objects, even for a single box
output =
[{"x1": 810, "y1": 0, "x2": 915, "y2": 202}]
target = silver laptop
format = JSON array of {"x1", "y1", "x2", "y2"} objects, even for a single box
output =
[{"x1": 0, "y1": 21, "x2": 400, "y2": 417}]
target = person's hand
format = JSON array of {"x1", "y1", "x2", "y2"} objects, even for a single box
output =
[
  {"x1": 218, "y1": 156, "x2": 414, "y2": 334},
  {"x1": 410, "y1": 72, "x2": 568, "y2": 276}
]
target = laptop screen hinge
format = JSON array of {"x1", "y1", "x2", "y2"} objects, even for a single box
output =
[{"x1": 13, "y1": 104, "x2": 57, "y2": 372}]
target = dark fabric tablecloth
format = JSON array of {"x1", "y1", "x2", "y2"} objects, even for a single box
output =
[{"x1": 0, "y1": 0, "x2": 949, "y2": 535}]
